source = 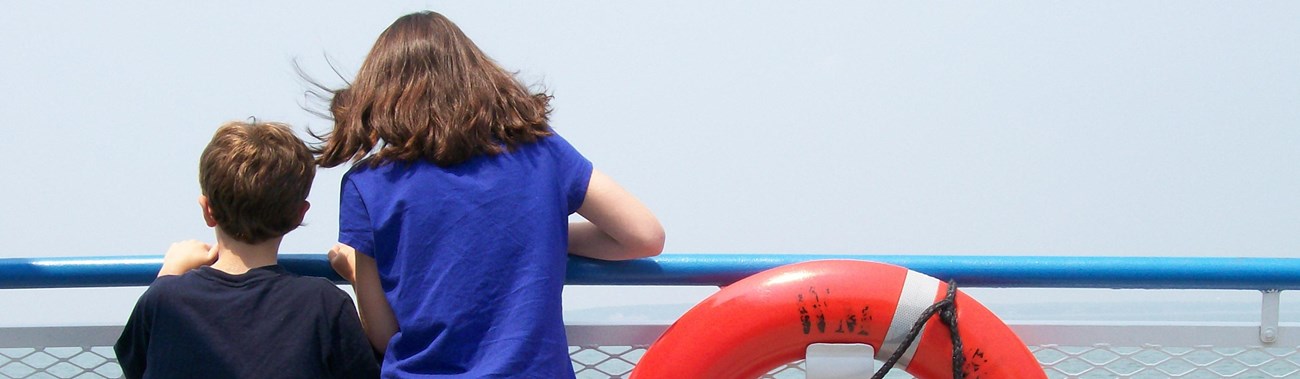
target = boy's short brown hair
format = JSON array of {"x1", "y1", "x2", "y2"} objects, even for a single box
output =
[{"x1": 199, "y1": 120, "x2": 316, "y2": 244}]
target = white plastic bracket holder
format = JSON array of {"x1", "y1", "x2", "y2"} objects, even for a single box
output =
[
  {"x1": 806, "y1": 343, "x2": 876, "y2": 379},
  {"x1": 1260, "y1": 289, "x2": 1281, "y2": 344}
]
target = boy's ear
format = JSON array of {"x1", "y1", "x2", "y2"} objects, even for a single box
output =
[
  {"x1": 198, "y1": 195, "x2": 218, "y2": 228},
  {"x1": 295, "y1": 201, "x2": 311, "y2": 225}
]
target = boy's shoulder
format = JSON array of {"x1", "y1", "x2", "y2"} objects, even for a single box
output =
[
  {"x1": 237, "y1": 266, "x2": 353, "y2": 304},
  {"x1": 136, "y1": 270, "x2": 202, "y2": 304},
  {"x1": 142, "y1": 267, "x2": 349, "y2": 305},
  {"x1": 276, "y1": 271, "x2": 353, "y2": 302}
]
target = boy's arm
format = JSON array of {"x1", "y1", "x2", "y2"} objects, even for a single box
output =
[
  {"x1": 329, "y1": 244, "x2": 398, "y2": 355},
  {"x1": 157, "y1": 240, "x2": 218, "y2": 277},
  {"x1": 328, "y1": 297, "x2": 381, "y2": 378},
  {"x1": 568, "y1": 169, "x2": 665, "y2": 261}
]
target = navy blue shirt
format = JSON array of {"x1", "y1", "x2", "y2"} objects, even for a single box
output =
[
  {"x1": 339, "y1": 134, "x2": 591, "y2": 378},
  {"x1": 115, "y1": 265, "x2": 379, "y2": 379}
]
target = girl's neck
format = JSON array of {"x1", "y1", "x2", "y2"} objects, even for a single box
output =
[{"x1": 209, "y1": 231, "x2": 282, "y2": 275}]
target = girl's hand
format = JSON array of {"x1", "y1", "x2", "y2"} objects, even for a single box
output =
[
  {"x1": 158, "y1": 240, "x2": 218, "y2": 277},
  {"x1": 328, "y1": 243, "x2": 358, "y2": 283}
]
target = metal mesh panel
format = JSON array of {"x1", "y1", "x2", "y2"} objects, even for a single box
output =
[
  {"x1": 4, "y1": 344, "x2": 1300, "y2": 378},
  {"x1": 0, "y1": 347, "x2": 121, "y2": 379},
  {"x1": 1033, "y1": 344, "x2": 1300, "y2": 378},
  {"x1": 571, "y1": 345, "x2": 645, "y2": 378}
]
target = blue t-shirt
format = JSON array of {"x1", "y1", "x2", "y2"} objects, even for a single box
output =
[{"x1": 339, "y1": 134, "x2": 592, "y2": 378}]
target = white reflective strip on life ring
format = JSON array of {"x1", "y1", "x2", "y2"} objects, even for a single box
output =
[{"x1": 876, "y1": 270, "x2": 940, "y2": 369}]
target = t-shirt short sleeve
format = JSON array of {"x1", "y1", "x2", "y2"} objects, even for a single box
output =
[
  {"x1": 114, "y1": 279, "x2": 167, "y2": 379},
  {"x1": 549, "y1": 133, "x2": 593, "y2": 214},
  {"x1": 338, "y1": 175, "x2": 376, "y2": 256}
]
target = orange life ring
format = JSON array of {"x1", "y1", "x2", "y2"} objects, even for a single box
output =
[{"x1": 629, "y1": 260, "x2": 1044, "y2": 379}]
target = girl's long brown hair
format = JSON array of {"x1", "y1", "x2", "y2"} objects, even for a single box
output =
[{"x1": 313, "y1": 11, "x2": 553, "y2": 168}]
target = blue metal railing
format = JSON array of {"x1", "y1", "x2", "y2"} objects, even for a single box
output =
[{"x1": 3, "y1": 254, "x2": 1300, "y2": 290}]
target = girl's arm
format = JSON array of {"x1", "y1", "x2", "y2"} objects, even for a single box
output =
[
  {"x1": 568, "y1": 169, "x2": 665, "y2": 261},
  {"x1": 329, "y1": 244, "x2": 398, "y2": 355}
]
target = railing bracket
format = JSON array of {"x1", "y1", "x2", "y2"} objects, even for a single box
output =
[
  {"x1": 806, "y1": 343, "x2": 875, "y2": 379},
  {"x1": 1260, "y1": 289, "x2": 1280, "y2": 344}
]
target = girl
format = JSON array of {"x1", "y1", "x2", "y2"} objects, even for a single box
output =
[{"x1": 320, "y1": 11, "x2": 664, "y2": 378}]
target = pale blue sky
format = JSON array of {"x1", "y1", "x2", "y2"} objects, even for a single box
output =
[{"x1": 1, "y1": 1, "x2": 1298, "y2": 326}]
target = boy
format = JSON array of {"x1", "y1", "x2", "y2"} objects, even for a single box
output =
[{"x1": 114, "y1": 120, "x2": 379, "y2": 379}]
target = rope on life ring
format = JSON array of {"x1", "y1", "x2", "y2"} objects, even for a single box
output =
[{"x1": 628, "y1": 260, "x2": 1045, "y2": 379}]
